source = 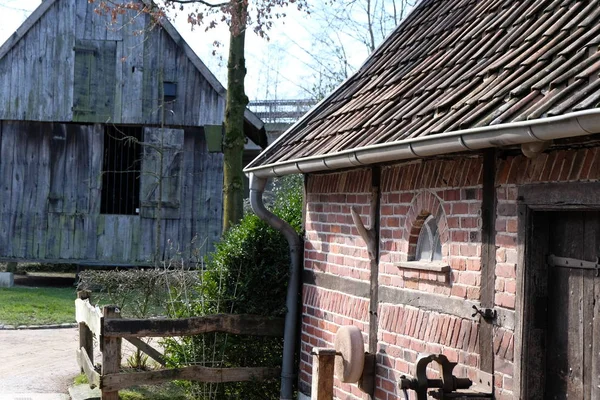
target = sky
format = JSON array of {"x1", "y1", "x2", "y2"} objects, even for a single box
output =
[{"x1": 0, "y1": 0, "x2": 403, "y2": 100}]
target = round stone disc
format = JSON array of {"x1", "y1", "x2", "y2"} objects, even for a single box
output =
[{"x1": 334, "y1": 325, "x2": 365, "y2": 383}]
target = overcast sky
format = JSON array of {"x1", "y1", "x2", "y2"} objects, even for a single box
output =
[{"x1": 0, "y1": 0, "x2": 382, "y2": 100}]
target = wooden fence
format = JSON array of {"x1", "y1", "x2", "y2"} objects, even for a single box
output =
[{"x1": 75, "y1": 291, "x2": 284, "y2": 400}]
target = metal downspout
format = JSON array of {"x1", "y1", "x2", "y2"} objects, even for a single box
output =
[{"x1": 249, "y1": 173, "x2": 302, "y2": 400}]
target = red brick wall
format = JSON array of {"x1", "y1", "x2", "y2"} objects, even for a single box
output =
[
  {"x1": 301, "y1": 285, "x2": 370, "y2": 399},
  {"x1": 300, "y1": 146, "x2": 600, "y2": 400},
  {"x1": 375, "y1": 157, "x2": 485, "y2": 399},
  {"x1": 376, "y1": 304, "x2": 480, "y2": 399},
  {"x1": 305, "y1": 170, "x2": 373, "y2": 280},
  {"x1": 303, "y1": 169, "x2": 374, "y2": 399},
  {"x1": 379, "y1": 157, "x2": 483, "y2": 299}
]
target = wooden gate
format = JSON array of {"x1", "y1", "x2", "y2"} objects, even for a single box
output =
[
  {"x1": 75, "y1": 291, "x2": 284, "y2": 399},
  {"x1": 521, "y1": 210, "x2": 600, "y2": 399}
]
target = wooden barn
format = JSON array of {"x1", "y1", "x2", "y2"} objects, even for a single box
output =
[
  {"x1": 0, "y1": 0, "x2": 265, "y2": 266},
  {"x1": 246, "y1": 0, "x2": 600, "y2": 399}
]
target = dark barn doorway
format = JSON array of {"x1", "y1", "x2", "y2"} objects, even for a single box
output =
[
  {"x1": 521, "y1": 207, "x2": 600, "y2": 399},
  {"x1": 100, "y1": 126, "x2": 142, "y2": 215}
]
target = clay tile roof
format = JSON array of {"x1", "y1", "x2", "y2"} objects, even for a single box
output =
[{"x1": 247, "y1": 0, "x2": 600, "y2": 170}]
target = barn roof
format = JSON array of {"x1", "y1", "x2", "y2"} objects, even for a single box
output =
[
  {"x1": 0, "y1": 0, "x2": 266, "y2": 147},
  {"x1": 246, "y1": 0, "x2": 600, "y2": 176}
]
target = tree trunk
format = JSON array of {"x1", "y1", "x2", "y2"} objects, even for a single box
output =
[{"x1": 222, "y1": 6, "x2": 248, "y2": 233}]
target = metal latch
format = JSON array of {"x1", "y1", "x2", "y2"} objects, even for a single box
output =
[
  {"x1": 547, "y1": 254, "x2": 600, "y2": 277},
  {"x1": 471, "y1": 305, "x2": 496, "y2": 322}
]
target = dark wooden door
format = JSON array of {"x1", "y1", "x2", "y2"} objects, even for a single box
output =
[{"x1": 545, "y1": 211, "x2": 600, "y2": 400}]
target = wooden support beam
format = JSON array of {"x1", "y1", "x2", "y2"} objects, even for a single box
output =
[
  {"x1": 103, "y1": 314, "x2": 285, "y2": 338},
  {"x1": 124, "y1": 337, "x2": 166, "y2": 366},
  {"x1": 351, "y1": 206, "x2": 375, "y2": 260},
  {"x1": 311, "y1": 348, "x2": 336, "y2": 400},
  {"x1": 349, "y1": 167, "x2": 381, "y2": 399},
  {"x1": 101, "y1": 366, "x2": 281, "y2": 392},
  {"x1": 304, "y1": 269, "x2": 515, "y2": 331},
  {"x1": 101, "y1": 306, "x2": 121, "y2": 400},
  {"x1": 479, "y1": 150, "x2": 497, "y2": 376},
  {"x1": 350, "y1": 168, "x2": 381, "y2": 361},
  {"x1": 77, "y1": 290, "x2": 94, "y2": 370},
  {"x1": 367, "y1": 167, "x2": 381, "y2": 369}
]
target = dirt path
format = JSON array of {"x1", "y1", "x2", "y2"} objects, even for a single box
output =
[{"x1": 0, "y1": 328, "x2": 79, "y2": 394}]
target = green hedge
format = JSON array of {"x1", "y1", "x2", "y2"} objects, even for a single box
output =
[{"x1": 166, "y1": 176, "x2": 303, "y2": 400}]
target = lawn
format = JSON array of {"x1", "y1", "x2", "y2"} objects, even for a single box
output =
[
  {"x1": 0, "y1": 286, "x2": 76, "y2": 326},
  {"x1": 73, "y1": 374, "x2": 189, "y2": 400}
]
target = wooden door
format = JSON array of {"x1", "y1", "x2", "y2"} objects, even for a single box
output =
[
  {"x1": 139, "y1": 127, "x2": 184, "y2": 219},
  {"x1": 545, "y1": 211, "x2": 600, "y2": 399}
]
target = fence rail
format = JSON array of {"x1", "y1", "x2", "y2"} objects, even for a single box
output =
[
  {"x1": 75, "y1": 297, "x2": 103, "y2": 336},
  {"x1": 102, "y1": 365, "x2": 281, "y2": 392},
  {"x1": 103, "y1": 313, "x2": 285, "y2": 338},
  {"x1": 75, "y1": 290, "x2": 284, "y2": 399}
]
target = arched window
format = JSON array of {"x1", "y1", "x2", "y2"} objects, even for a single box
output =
[{"x1": 415, "y1": 215, "x2": 442, "y2": 262}]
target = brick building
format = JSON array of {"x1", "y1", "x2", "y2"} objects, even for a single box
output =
[{"x1": 245, "y1": 0, "x2": 600, "y2": 399}]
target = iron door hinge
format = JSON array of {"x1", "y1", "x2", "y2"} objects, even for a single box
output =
[{"x1": 547, "y1": 254, "x2": 600, "y2": 277}]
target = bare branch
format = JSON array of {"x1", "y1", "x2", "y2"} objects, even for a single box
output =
[{"x1": 167, "y1": 0, "x2": 229, "y2": 7}]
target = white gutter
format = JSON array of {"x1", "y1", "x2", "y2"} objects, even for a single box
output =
[{"x1": 244, "y1": 109, "x2": 600, "y2": 178}]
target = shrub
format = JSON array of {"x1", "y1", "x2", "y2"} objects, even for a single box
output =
[
  {"x1": 77, "y1": 268, "x2": 200, "y2": 319},
  {"x1": 166, "y1": 175, "x2": 303, "y2": 400},
  {"x1": 77, "y1": 266, "x2": 201, "y2": 371}
]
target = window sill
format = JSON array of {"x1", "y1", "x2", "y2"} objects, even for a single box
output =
[{"x1": 395, "y1": 261, "x2": 450, "y2": 273}]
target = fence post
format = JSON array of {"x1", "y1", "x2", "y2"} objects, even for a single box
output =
[
  {"x1": 311, "y1": 348, "x2": 337, "y2": 400},
  {"x1": 77, "y1": 290, "x2": 94, "y2": 370},
  {"x1": 102, "y1": 305, "x2": 121, "y2": 400}
]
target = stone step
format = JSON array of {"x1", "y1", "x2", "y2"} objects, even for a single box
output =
[{"x1": 67, "y1": 385, "x2": 100, "y2": 400}]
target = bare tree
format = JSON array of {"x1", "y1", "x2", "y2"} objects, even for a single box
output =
[
  {"x1": 272, "y1": 0, "x2": 417, "y2": 100},
  {"x1": 318, "y1": 0, "x2": 416, "y2": 52}
]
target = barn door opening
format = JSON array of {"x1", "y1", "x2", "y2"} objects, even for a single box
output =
[
  {"x1": 523, "y1": 210, "x2": 600, "y2": 399},
  {"x1": 100, "y1": 125, "x2": 142, "y2": 215}
]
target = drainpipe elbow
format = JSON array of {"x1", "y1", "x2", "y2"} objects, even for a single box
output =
[{"x1": 249, "y1": 172, "x2": 302, "y2": 400}]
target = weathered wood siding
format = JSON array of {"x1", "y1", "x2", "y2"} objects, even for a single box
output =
[
  {"x1": 0, "y1": 0, "x2": 229, "y2": 264},
  {"x1": 0, "y1": 121, "x2": 222, "y2": 264},
  {"x1": 0, "y1": 0, "x2": 225, "y2": 127},
  {"x1": 0, "y1": 0, "x2": 75, "y2": 121}
]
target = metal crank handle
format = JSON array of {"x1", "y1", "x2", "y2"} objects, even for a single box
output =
[{"x1": 402, "y1": 388, "x2": 410, "y2": 400}]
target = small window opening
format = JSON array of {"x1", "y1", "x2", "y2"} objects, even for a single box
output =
[
  {"x1": 101, "y1": 126, "x2": 142, "y2": 215},
  {"x1": 415, "y1": 215, "x2": 442, "y2": 262},
  {"x1": 163, "y1": 81, "x2": 177, "y2": 102}
]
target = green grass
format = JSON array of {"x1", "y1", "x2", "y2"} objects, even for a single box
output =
[
  {"x1": 73, "y1": 374, "x2": 188, "y2": 400},
  {"x1": 0, "y1": 286, "x2": 76, "y2": 326},
  {"x1": 73, "y1": 373, "x2": 89, "y2": 385},
  {"x1": 119, "y1": 384, "x2": 188, "y2": 400}
]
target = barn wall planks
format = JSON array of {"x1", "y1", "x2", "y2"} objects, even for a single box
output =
[
  {"x1": 0, "y1": 0, "x2": 75, "y2": 121},
  {"x1": 0, "y1": 0, "x2": 231, "y2": 265},
  {"x1": 0, "y1": 121, "x2": 221, "y2": 265},
  {"x1": 70, "y1": 0, "x2": 225, "y2": 127},
  {"x1": 0, "y1": 0, "x2": 225, "y2": 127},
  {"x1": 192, "y1": 129, "x2": 223, "y2": 256}
]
